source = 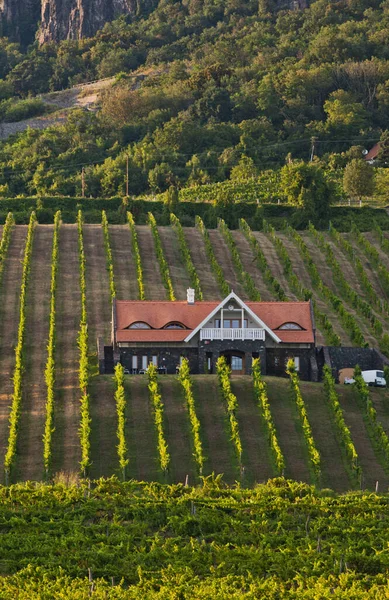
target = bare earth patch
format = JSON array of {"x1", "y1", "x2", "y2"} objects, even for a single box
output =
[
  {"x1": 17, "y1": 226, "x2": 53, "y2": 482},
  {"x1": 109, "y1": 225, "x2": 138, "y2": 300},
  {"x1": 52, "y1": 225, "x2": 82, "y2": 476},
  {"x1": 136, "y1": 226, "x2": 165, "y2": 300},
  {"x1": 158, "y1": 227, "x2": 191, "y2": 300},
  {"x1": 0, "y1": 226, "x2": 27, "y2": 479},
  {"x1": 231, "y1": 376, "x2": 275, "y2": 485},
  {"x1": 183, "y1": 228, "x2": 221, "y2": 300}
]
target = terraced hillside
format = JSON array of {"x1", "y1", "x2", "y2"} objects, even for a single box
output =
[{"x1": 0, "y1": 213, "x2": 388, "y2": 490}]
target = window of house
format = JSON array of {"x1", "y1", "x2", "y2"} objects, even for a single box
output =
[
  {"x1": 223, "y1": 319, "x2": 231, "y2": 328},
  {"x1": 231, "y1": 356, "x2": 243, "y2": 371},
  {"x1": 278, "y1": 322, "x2": 303, "y2": 330},
  {"x1": 232, "y1": 319, "x2": 240, "y2": 329},
  {"x1": 142, "y1": 356, "x2": 148, "y2": 370},
  {"x1": 152, "y1": 355, "x2": 158, "y2": 366},
  {"x1": 132, "y1": 356, "x2": 138, "y2": 370},
  {"x1": 294, "y1": 357, "x2": 300, "y2": 372},
  {"x1": 164, "y1": 322, "x2": 185, "y2": 329},
  {"x1": 215, "y1": 319, "x2": 221, "y2": 328},
  {"x1": 129, "y1": 322, "x2": 150, "y2": 329}
]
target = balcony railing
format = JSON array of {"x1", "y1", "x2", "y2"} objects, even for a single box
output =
[{"x1": 200, "y1": 328, "x2": 265, "y2": 341}]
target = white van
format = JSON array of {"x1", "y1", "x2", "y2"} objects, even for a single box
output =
[{"x1": 344, "y1": 370, "x2": 386, "y2": 387}]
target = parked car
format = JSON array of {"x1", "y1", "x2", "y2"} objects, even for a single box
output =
[
  {"x1": 123, "y1": 368, "x2": 130, "y2": 375},
  {"x1": 344, "y1": 370, "x2": 386, "y2": 387}
]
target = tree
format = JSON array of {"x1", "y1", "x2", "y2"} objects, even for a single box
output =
[
  {"x1": 378, "y1": 130, "x2": 389, "y2": 165},
  {"x1": 164, "y1": 185, "x2": 179, "y2": 212},
  {"x1": 343, "y1": 159, "x2": 374, "y2": 204},
  {"x1": 279, "y1": 161, "x2": 333, "y2": 222},
  {"x1": 230, "y1": 155, "x2": 258, "y2": 182}
]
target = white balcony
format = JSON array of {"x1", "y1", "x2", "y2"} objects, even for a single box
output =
[{"x1": 200, "y1": 328, "x2": 265, "y2": 341}]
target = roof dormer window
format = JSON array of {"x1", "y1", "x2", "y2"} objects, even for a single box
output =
[
  {"x1": 128, "y1": 322, "x2": 151, "y2": 329},
  {"x1": 164, "y1": 322, "x2": 186, "y2": 330},
  {"x1": 278, "y1": 322, "x2": 304, "y2": 330}
]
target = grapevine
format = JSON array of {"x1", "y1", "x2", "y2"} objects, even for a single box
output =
[
  {"x1": 148, "y1": 364, "x2": 170, "y2": 472},
  {"x1": 196, "y1": 215, "x2": 230, "y2": 296},
  {"x1": 127, "y1": 211, "x2": 145, "y2": 300},
  {"x1": 216, "y1": 356, "x2": 242, "y2": 463},
  {"x1": 170, "y1": 213, "x2": 203, "y2": 300},
  {"x1": 178, "y1": 358, "x2": 205, "y2": 474},
  {"x1": 114, "y1": 363, "x2": 129, "y2": 479},
  {"x1": 148, "y1": 212, "x2": 175, "y2": 301}
]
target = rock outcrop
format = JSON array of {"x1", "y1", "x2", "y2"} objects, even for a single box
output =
[
  {"x1": 38, "y1": 0, "x2": 157, "y2": 43},
  {"x1": 0, "y1": 0, "x2": 309, "y2": 45}
]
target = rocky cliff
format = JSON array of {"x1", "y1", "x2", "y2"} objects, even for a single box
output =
[
  {"x1": 0, "y1": 0, "x2": 309, "y2": 45},
  {"x1": 39, "y1": 0, "x2": 158, "y2": 43}
]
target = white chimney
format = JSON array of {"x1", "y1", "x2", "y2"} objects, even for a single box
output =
[{"x1": 187, "y1": 288, "x2": 195, "y2": 304}]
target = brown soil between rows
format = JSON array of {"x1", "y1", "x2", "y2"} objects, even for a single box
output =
[
  {"x1": 208, "y1": 230, "x2": 247, "y2": 299},
  {"x1": 52, "y1": 225, "x2": 81, "y2": 476},
  {"x1": 337, "y1": 386, "x2": 389, "y2": 491},
  {"x1": 300, "y1": 381, "x2": 351, "y2": 492},
  {"x1": 158, "y1": 227, "x2": 192, "y2": 300},
  {"x1": 17, "y1": 226, "x2": 53, "y2": 482},
  {"x1": 345, "y1": 233, "x2": 389, "y2": 307},
  {"x1": 231, "y1": 376, "x2": 275, "y2": 484},
  {"x1": 89, "y1": 376, "x2": 118, "y2": 478},
  {"x1": 136, "y1": 226, "x2": 165, "y2": 300},
  {"x1": 125, "y1": 376, "x2": 161, "y2": 482},
  {"x1": 253, "y1": 233, "x2": 298, "y2": 301},
  {"x1": 300, "y1": 233, "x2": 375, "y2": 347},
  {"x1": 275, "y1": 233, "x2": 350, "y2": 346},
  {"x1": 192, "y1": 376, "x2": 238, "y2": 484},
  {"x1": 109, "y1": 225, "x2": 138, "y2": 300},
  {"x1": 231, "y1": 232, "x2": 274, "y2": 301},
  {"x1": 265, "y1": 377, "x2": 312, "y2": 483},
  {"x1": 364, "y1": 233, "x2": 389, "y2": 272},
  {"x1": 83, "y1": 225, "x2": 117, "y2": 477},
  {"x1": 183, "y1": 228, "x2": 221, "y2": 300},
  {"x1": 0, "y1": 226, "x2": 27, "y2": 478},
  {"x1": 159, "y1": 377, "x2": 197, "y2": 485}
]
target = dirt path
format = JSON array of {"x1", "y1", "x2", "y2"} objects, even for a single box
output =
[
  {"x1": 83, "y1": 225, "x2": 116, "y2": 477},
  {"x1": 158, "y1": 227, "x2": 191, "y2": 300},
  {"x1": 231, "y1": 232, "x2": 274, "y2": 301},
  {"x1": 109, "y1": 225, "x2": 138, "y2": 300},
  {"x1": 265, "y1": 377, "x2": 312, "y2": 483},
  {"x1": 51, "y1": 225, "x2": 81, "y2": 476},
  {"x1": 0, "y1": 226, "x2": 27, "y2": 478},
  {"x1": 338, "y1": 386, "x2": 389, "y2": 491},
  {"x1": 192, "y1": 376, "x2": 238, "y2": 484},
  {"x1": 159, "y1": 377, "x2": 197, "y2": 485},
  {"x1": 125, "y1": 376, "x2": 161, "y2": 482},
  {"x1": 17, "y1": 226, "x2": 53, "y2": 482},
  {"x1": 231, "y1": 376, "x2": 275, "y2": 485},
  {"x1": 183, "y1": 228, "x2": 221, "y2": 300},
  {"x1": 208, "y1": 230, "x2": 246, "y2": 299},
  {"x1": 254, "y1": 233, "x2": 298, "y2": 301},
  {"x1": 136, "y1": 226, "x2": 165, "y2": 300},
  {"x1": 300, "y1": 381, "x2": 351, "y2": 492}
]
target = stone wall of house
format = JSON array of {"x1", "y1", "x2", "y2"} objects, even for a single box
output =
[
  {"x1": 119, "y1": 346, "x2": 199, "y2": 374},
  {"x1": 199, "y1": 339, "x2": 266, "y2": 375}
]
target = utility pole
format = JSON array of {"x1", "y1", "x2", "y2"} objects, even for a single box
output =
[
  {"x1": 310, "y1": 137, "x2": 317, "y2": 162},
  {"x1": 126, "y1": 155, "x2": 129, "y2": 197},
  {"x1": 82, "y1": 167, "x2": 85, "y2": 198}
]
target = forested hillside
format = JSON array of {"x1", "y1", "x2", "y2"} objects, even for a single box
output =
[{"x1": 0, "y1": 0, "x2": 388, "y2": 201}]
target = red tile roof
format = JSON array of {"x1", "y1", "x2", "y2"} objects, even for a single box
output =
[
  {"x1": 115, "y1": 300, "x2": 314, "y2": 344},
  {"x1": 364, "y1": 143, "x2": 380, "y2": 161}
]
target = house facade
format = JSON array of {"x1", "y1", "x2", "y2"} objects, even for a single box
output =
[{"x1": 103, "y1": 290, "x2": 318, "y2": 380}]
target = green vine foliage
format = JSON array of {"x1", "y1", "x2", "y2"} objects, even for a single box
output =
[
  {"x1": 178, "y1": 358, "x2": 205, "y2": 474},
  {"x1": 264, "y1": 221, "x2": 341, "y2": 346},
  {"x1": 351, "y1": 223, "x2": 389, "y2": 302},
  {"x1": 322, "y1": 365, "x2": 361, "y2": 482},
  {"x1": 252, "y1": 358, "x2": 285, "y2": 475},
  {"x1": 286, "y1": 358, "x2": 321, "y2": 483},
  {"x1": 77, "y1": 211, "x2": 91, "y2": 476},
  {"x1": 239, "y1": 218, "x2": 287, "y2": 301},
  {"x1": 329, "y1": 223, "x2": 386, "y2": 316},
  {"x1": 4, "y1": 211, "x2": 37, "y2": 478},
  {"x1": 196, "y1": 216, "x2": 230, "y2": 297},
  {"x1": 148, "y1": 212, "x2": 175, "y2": 301},
  {"x1": 218, "y1": 218, "x2": 260, "y2": 301},
  {"x1": 170, "y1": 213, "x2": 203, "y2": 300},
  {"x1": 353, "y1": 365, "x2": 389, "y2": 469},
  {"x1": 0, "y1": 212, "x2": 14, "y2": 284},
  {"x1": 216, "y1": 356, "x2": 242, "y2": 464},
  {"x1": 127, "y1": 212, "x2": 145, "y2": 300},
  {"x1": 309, "y1": 223, "x2": 381, "y2": 341},
  {"x1": 114, "y1": 364, "x2": 129, "y2": 479},
  {"x1": 43, "y1": 210, "x2": 61, "y2": 476},
  {"x1": 102, "y1": 210, "x2": 116, "y2": 301},
  {"x1": 148, "y1": 364, "x2": 170, "y2": 472}
]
